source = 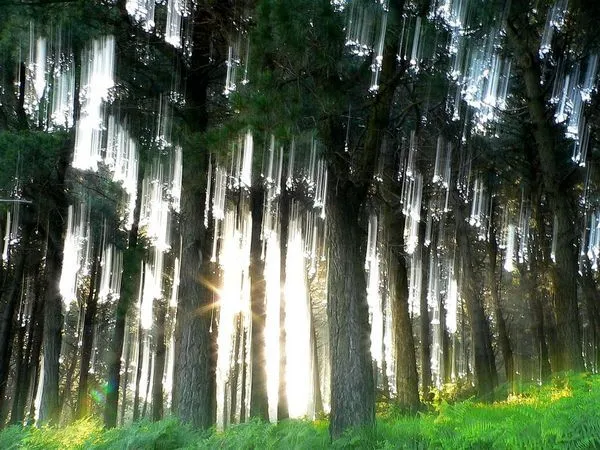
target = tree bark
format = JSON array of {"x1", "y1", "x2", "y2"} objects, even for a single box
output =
[
  {"x1": 151, "y1": 299, "x2": 167, "y2": 421},
  {"x1": 104, "y1": 163, "x2": 144, "y2": 428},
  {"x1": 384, "y1": 210, "x2": 420, "y2": 411},
  {"x1": 229, "y1": 315, "x2": 242, "y2": 425},
  {"x1": 171, "y1": 5, "x2": 219, "y2": 426},
  {"x1": 120, "y1": 320, "x2": 132, "y2": 426},
  {"x1": 141, "y1": 349, "x2": 153, "y2": 419},
  {"x1": 249, "y1": 185, "x2": 269, "y2": 420},
  {"x1": 326, "y1": 177, "x2": 375, "y2": 439},
  {"x1": 418, "y1": 223, "x2": 433, "y2": 401},
  {"x1": 239, "y1": 324, "x2": 248, "y2": 424},
  {"x1": 579, "y1": 257, "x2": 600, "y2": 370},
  {"x1": 0, "y1": 214, "x2": 32, "y2": 407},
  {"x1": 26, "y1": 275, "x2": 44, "y2": 425},
  {"x1": 10, "y1": 298, "x2": 27, "y2": 425},
  {"x1": 277, "y1": 188, "x2": 290, "y2": 421},
  {"x1": 10, "y1": 264, "x2": 43, "y2": 425},
  {"x1": 75, "y1": 241, "x2": 100, "y2": 419},
  {"x1": 507, "y1": 20, "x2": 583, "y2": 372},
  {"x1": 311, "y1": 306, "x2": 324, "y2": 416},
  {"x1": 453, "y1": 191, "x2": 497, "y2": 398},
  {"x1": 39, "y1": 137, "x2": 71, "y2": 425},
  {"x1": 172, "y1": 152, "x2": 216, "y2": 429},
  {"x1": 133, "y1": 325, "x2": 144, "y2": 422},
  {"x1": 487, "y1": 207, "x2": 514, "y2": 388},
  {"x1": 389, "y1": 251, "x2": 420, "y2": 411}
]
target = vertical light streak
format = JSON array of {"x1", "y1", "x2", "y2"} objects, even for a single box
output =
[{"x1": 284, "y1": 217, "x2": 314, "y2": 418}]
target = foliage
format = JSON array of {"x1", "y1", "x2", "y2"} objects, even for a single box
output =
[
  {"x1": 0, "y1": 130, "x2": 70, "y2": 197},
  {"x1": 3, "y1": 373, "x2": 600, "y2": 449}
]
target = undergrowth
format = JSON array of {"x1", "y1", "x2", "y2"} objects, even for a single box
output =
[{"x1": 2, "y1": 373, "x2": 600, "y2": 449}]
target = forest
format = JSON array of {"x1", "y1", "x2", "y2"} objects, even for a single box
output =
[{"x1": 1, "y1": 0, "x2": 600, "y2": 447}]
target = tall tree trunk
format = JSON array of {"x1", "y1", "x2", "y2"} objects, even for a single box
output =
[
  {"x1": 525, "y1": 155, "x2": 553, "y2": 380},
  {"x1": 418, "y1": 223, "x2": 433, "y2": 401},
  {"x1": 141, "y1": 349, "x2": 153, "y2": 419},
  {"x1": 10, "y1": 298, "x2": 27, "y2": 425},
  {"x1": 453, "y1": 192, "x2": 497, "y2": 398},
  {"x1": 249, "y1": 185, "x2": 268, "y2": 420},
  {"x1": 171, "y1": 8, "x2": 218, "y2": 424},
  {"x1": 277, "y1": 188, "x2": 290, "y2": 421},
  {"x1": 0, "y1": 215, "x2": 32, "y2": 407},
  {"x1": 10, "y1": 265, "x2": 43, "y2": 425},
  {"x1": 326, "y1": 178, "x2": 375, "y2": 439},
  {"x1": 75, "y1": 241, "x2": 100, "y2": 419},
  {"x1": 26, "y1": 274, "x2": 44, "y2": 425},
  {"x1": 389, "y1": 252, "x2": 420, "y2": 411},
  {"x1": 152, "y1": 299, "x2": 167, "y2": 421},
  {"x1": 527, "y1": 272, "x2": 552, "y2": 381},
  {"x1": 104, "y1": 164, "x2": 144, "y2": 428},
  {"x1": 229, "y1": 315, "x2": 242, "y2": 425},
  {"x1": 172, "y1": 151, "x2": 216, "y2": 429},
  {"x1": 59, "y1": 340, "x2": 79, "y2": 420},
  {"x1": 311, "y1": 307, "x2": 324, "y2": 416},
  {"x1": 120, "y1": 320, "x2": 132, "y2": 426},
  {"x1": 323, "y1": 0, "x2": 407, "y2": 437},
  {"x1": 39, "y1": 136, "x2": 71, "y2": 425},
  {"x1": 507, "y1": 21, "x2": 583, "y2": 372},
  {"x1": 579, "y1": 257, "x2": 600, "y2": 370},
  {"x1": 239, "y1": 323, "x2": 248, "y2": 423},
  {"x1": 39, "y1": 216, "x2": 65, "y2": 425},
  {"x1": 384, "y1": 210, "x2": 420, "y2": 411},
  {"x1": 133, "y1": 325, "x2": 144, "y2": 422},
  {"x1": 487, "y1": 208, "x2": 514, "y2": 388}
]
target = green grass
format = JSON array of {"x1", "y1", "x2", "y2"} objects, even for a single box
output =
[{"x1": 3, "y1": 373, "x2": 600, "y2": 449}]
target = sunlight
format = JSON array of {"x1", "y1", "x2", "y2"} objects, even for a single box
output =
[
  {"x1": 284, "y1": 221, "x2": 313, "y2": 418},
  {"x1": 264, "y1": 233, "x2": 281, "y2": 421}
]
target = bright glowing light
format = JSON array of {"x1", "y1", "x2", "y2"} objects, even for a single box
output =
[
  {"x1": 264, "y1": 233, "x2": 281, "y2": 421},
  {"x1": 215, "y1": 209, "x2": 252, "y2": 429},
  {"x1": 504, "y1": 224, "x2": 515, "y2": 272},
  {"x1": 284, "y1": 221, "x2": 314, "y2": 418}
]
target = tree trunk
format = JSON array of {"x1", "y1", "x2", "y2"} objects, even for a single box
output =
[
  {"x1": 453, "y1": 192, "x2": 497, "y2": 398},
  {"x1": 249, "y1": 185, "x2": 268, "y2": 420},
  {"x1": 440, "y1": 292, "x2": 452, "y2": 384},
  {"x1": 151, "y1": 299, "x2": 167, "y2": 421},
  {"x1": 311, "y1": 307, "x2": 324, "y2": 416},
  {"x1": 120, "y1": 323, "x2": 133, "y2": 426},
  {"x1": 418, "y1": 223, "x2": 433, "y2": 401},
  {"x1": 384, "y1": 210, "x2": 420, "y2": 411},
  {"x1": 141, "y1": 349, "x2": 153, "y2": 419},
  {"x1": 487, "y1": 209, "x2": 514, "y2": 388},
  {"x1": 579, "y1": 257, "x2": 600, "y2": 370},
  {"x1": 0, "y1": 216, "x2": 32, "y2": 407},
  {"x1": 171, "y1": 10, "x2": 218, "y2": 424},
  {"x1": 58, "y1": 340, "x2": 79, "y2": 420},
  {"x1": 507, "y1": 21, "x2": 583, "y2": 372},
  {"x1": 10, "y1": 265, "x2": 43, "y2": 425},
  {"x1": 26, "y1": 275, "x2": 44, "y2": 425},
  {"x1": 104, "y1": 164, "x2": 144, "y2": 428},
  {"x1": 9, "y1": 300, "x2": 27, "y2": 425},
  {"x1": 277, "y1": 188, "x2": 290, "y2": 421},
  {"x1": 390, "y1": 253, "x2": 420, "y2": 411},
  {"x1": 326, "y1": 178, "x2": 375, "y2": 439},
  {"x1": 172, "y1": 151, "x2": 216, "y2": 429},
  {"x1": 39, "y1": 196, "x2": 69, "y2": 425},
  {"x1": 75, "y1": 241, "x2": 100, "y2": 419},
  {"x1": 527, "y1": 272, "x2": 552, "y2": 381},
  {"x1": 239, "y1": 323, "x2": 248, "y2": 423},
  {"x1": 133, "y1": 325, "x2": 144, "y2": 422},
  {"x1": 229, "y1": 315, "x2": 242, "y2": 425}
]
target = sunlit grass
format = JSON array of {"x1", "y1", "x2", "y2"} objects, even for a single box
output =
[{"x1": 2, "y1": 373, "x2": 600, "y2": 449}]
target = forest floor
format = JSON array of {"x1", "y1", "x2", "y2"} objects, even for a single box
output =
[{"x1": 2, "y1": 372, "x2": 600, "y2": 449}]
